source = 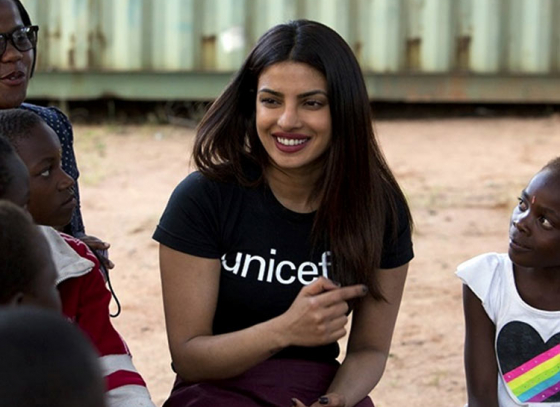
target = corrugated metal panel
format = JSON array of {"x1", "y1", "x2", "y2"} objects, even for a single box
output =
[
  {"x1": 20, "y1": 0, "x2": 560, "y2": 74},
  {"x1": 19, "y1": 0, "x2": 560, "y2": 102}
]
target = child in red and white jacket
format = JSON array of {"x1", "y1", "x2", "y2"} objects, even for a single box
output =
[
  {"x1": 0, "y1": 109, "x2": 156, "y2": 407},
  {"x1": 41, "y1": 227, "x2": 154, "y2": 406}
]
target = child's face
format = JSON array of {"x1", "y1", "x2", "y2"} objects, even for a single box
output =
[
  {"x1": 16, "y1": 122, "x2": 76, "y2": 227},
  {"x1": 509, "y1": 168, "x2": 560, "y2": 269},
  {"x1": 2, "y1": 151, "x2": 29, "y2": 207},
  {"x1": 22, "y1": 230, "x2": 61, "y2": 311}
]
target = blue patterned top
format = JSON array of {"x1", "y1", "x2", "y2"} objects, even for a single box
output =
[{"x1": 19, "y1": 103, "x2": 85, "y2": 236}]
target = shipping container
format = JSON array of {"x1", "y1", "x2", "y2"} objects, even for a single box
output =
[{"x1": 22, "y1": 0, "x2": 560, "y2": 102}]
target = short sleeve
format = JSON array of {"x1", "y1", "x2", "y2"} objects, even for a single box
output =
[
  {"x1": 153, "y1": 172, "x2": 222, "y2": 259},
  {"x1": 379, "y1": 196, "x2": 414, "y2": 269},
  {"x1": 456, "y1": 253, "x2": 503, "y2": 302},
  {"x1": 456, "y1": 252, "x2": 508, "y2": 323}
]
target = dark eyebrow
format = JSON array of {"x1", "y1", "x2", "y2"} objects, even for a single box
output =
[
  {"x1": 30, "y1": 157, "x2": 55, "y2": 172},
  {"x1": 541, "y1": 206, "x2": 560, "y2": 221},
  {"x1": 522, "y1": 190, "x2": 560, "y2": 220},
  {"x1": 257, "y1": 88, "x2": 282, "y2": 97},
  {"x1": 257, "y1": 88, "x2": 328, "y2": 99}
]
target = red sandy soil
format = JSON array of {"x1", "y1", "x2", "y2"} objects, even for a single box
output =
[{"x1": 75, "y1": 114, "x2": 560, "y2": 406}]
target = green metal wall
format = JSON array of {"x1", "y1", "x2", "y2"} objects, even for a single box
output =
[{"x1": 22, "y1": 0, "x2": 560, "y2": 102}]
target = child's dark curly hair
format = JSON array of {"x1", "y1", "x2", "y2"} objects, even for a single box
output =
[
  {"x1": 0, "y1": 109, "x2": 44, "y2": 150},
  {"x1": 0, "y1": 201, "x2": 42, "y2": 303},
  {"x1": 0, "y1": 136, "x2": 17, "y2": 198}
]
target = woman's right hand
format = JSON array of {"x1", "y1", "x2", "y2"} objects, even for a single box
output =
[
  {"x1": 279, "y1": 277, "x2": 368, "y2": 347},
  {"x1": 161, "y1": 246, "x2": 368, "y2": 381}
]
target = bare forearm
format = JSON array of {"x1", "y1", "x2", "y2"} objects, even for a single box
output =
[
  {"x1": 164, "y1": 267, "x2": 368, "y2": 383},
  {"x1": 465, "y1": 364, "x2": 499, "y2": 407},
  {"x1": 327, "y1": 350, "x2": 388, "y2": 407},
  {"x1": 462, "y1": 285, "x2": 499, "y2": 407},
  {"x1": 325, "y1": 266, "x2": 407, "y2": 407},
  {"x1": 464, "y1": 355, "x2": 499, "y2": 407},
  {"x1": 172, "y1": 317, "x2": 288, "y2": 382}
]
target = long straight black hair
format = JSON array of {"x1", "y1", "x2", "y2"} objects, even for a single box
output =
[{"x1": 194, "y1": 20, "x2": 412, "y2": 300}]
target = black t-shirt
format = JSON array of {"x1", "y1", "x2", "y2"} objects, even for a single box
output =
[{"x1": 153, "y1": 171, "x2": 413, "y2": 362}]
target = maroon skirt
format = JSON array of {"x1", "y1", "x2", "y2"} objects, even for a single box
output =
[{"x1": 163, "y1": 359, "x2": 374, "y2": 407}]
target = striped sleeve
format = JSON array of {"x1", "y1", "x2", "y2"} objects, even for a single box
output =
[
  {"x1": 61, "y1": 235, "x2": 156, "y2": 407},
  {"x1": 101, "y1": 355, "x2": 156, "y2": 407}
]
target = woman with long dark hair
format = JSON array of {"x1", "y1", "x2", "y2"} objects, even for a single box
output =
[{"x1": 154, "y1": 19, "x2": 414, "y2": 407}]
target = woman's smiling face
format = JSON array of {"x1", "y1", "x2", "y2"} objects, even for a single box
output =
[{"x1": 255, "y1": 61, "x2": 332, "y2": 176}]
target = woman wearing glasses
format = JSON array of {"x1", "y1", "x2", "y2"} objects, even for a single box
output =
[{"x1": 0, "y1": 0, "x2": 112, "y2": 266}]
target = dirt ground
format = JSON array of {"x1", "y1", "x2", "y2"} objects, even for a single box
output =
[{"x1": 73, "y1": 113, "x2": 560, "y2": 407}]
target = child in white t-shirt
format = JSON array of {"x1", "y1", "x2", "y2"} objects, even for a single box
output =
[{"x1": 458, "y1": 157, "x2": 560, "y2": 407}]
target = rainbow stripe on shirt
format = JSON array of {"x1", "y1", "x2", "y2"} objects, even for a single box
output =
[{"x1": 503, "y1": 343, "x2": 560, "y2": 403}]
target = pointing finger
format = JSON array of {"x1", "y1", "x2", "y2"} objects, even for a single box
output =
[
  {"x1": 301, "y1": 277, "x2": 340, "y2": 296},
  {"x1": 320, "y1": 284, "x2": 368, "y2": 305}
]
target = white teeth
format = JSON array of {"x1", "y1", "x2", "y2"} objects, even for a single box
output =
[
  {"x1": 277, "y1": 137, "x2": 308, "y2": 146},
  {"x1": 4, "y1": 72, "x2": 22, "y2": 80}
]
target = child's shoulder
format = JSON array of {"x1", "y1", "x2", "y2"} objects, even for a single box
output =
[
  {"x1": 456, "y1": 252, "x2": 511, "y2": 302},
  {"x1": 457, "y1": 252, "x2": 508, "y2": 273},
  {"x1": 59, "y1": 233, "x2": 99, "y2": 265},
  {"x1": 37, "y1": 227, "x2": 96, "y2": 283}
]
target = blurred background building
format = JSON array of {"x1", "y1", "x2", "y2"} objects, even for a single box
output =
[{"x1": 22, "y1": 0, "x2": 560, "y2": 104}]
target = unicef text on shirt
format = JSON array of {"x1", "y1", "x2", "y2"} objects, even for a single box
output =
[{"x1": 221, "y1": 249, "x2": 332, "y2": 285}]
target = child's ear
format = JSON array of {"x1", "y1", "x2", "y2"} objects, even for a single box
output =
[{"x1": 8, "y1": 292, "x2": 25, "y2": 307}]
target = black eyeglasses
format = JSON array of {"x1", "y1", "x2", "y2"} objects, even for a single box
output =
[{"x1": 0, "y1": 26, "x2": 38, "y2": 57}]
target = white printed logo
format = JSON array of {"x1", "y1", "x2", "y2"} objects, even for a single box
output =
[{"x1": 221, "y1": 249, "x2": 331, "y2": 285}]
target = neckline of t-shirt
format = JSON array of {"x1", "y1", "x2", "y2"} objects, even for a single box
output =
[
  {"x1": 506, "y1": 255, "x2": 560, "y2": 315},
  {"x1": 262, "y1": 184, "x2": 316, "y2": 223}
]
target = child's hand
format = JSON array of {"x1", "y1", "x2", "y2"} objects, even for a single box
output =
[{"x1": 78, "y1": 234, "x2": 115, "y2": 270}]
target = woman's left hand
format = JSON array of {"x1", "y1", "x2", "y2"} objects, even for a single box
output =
[
  {"x1": 291, "y1": 393, "x2": 346, "y2": 407},
  {"x1": 292, "y1": 264, "x2": 409, "y2": 407}
]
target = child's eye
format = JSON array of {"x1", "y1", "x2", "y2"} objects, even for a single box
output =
[
  {"x1": 40, "y1": 168, "x2": 51, "y2": 177},
  {"x1": 517, "y1": 197, "x2": 528, "y2": 211},
  {"x1": 539, "y1": 217, "x2": 554, "y2": 230}
]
